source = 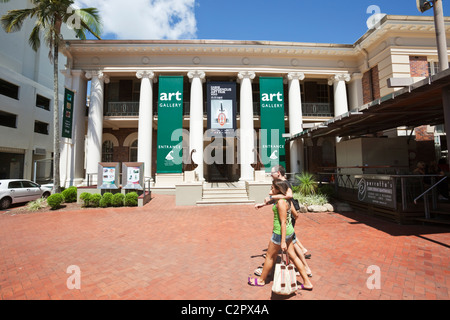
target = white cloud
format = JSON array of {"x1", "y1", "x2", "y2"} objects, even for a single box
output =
[{"x1": 74, "y1": 0, "x2": 197, "y2": 40}]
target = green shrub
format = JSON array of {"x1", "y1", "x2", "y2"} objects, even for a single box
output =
[
  {"x1": 89, "y1": 193, "x2": 102, "y2": 207},
  {"x1": 80, "y1": 192, "x2": 91, "y2": 207},
  {"x1": 295, "y1": 172, "x2": 318, "y2": 195},
  {"x1": 47, "y1": 193, "x2": 64, "y2": 209},
  {"x1": 112, "y1": 193, "x2": 125, "y2": 207},
  {"x1": 62, "y1": 186, "x2": 77, "y2": 203},
  {"x1": 318, "y1": 184, "x2": 334, "y2": 198},
  {"x1": 124, "y1": 192, "x2": 138, "y2": 207},
  {"x1": 101, "y1": 192, "x2": 113, "y2": 207}
]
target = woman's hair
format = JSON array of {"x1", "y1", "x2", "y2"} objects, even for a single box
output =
[{"x1": 272, "y1": 179, "x2": 289, "y2": 195}]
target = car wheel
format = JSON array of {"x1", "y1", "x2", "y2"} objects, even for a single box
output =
[
  {"x1": 42, "y1": 192, "x2": 51, "y2": 199},
  {"x1": 0, "y1": 197, "x2": 12, "y2": 210}
]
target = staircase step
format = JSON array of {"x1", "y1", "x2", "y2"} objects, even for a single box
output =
[
  {"x1": 197, "y1": 199, "x2": 255, "y2": 206},
  {"x1": 202, "y1": 194, "x2": 249, "y2": 199}
]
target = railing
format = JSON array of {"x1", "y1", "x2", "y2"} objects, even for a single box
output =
[
  {"x1": 302, "y1": 103, "x2": 333, "y2": 117},
  {"x1": 104, "y1": 101, "x2": 332, "y2": 117},
  {"x1": 105, "y1": 102, "x2": 139, "y2": 116},
  {"x1": 414, "y1": 175, "x2": 448, "y2": 219}
]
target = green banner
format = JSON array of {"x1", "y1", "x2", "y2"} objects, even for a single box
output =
[
  {"x1": 259, "y1": 77, "x2": 286, "y2": 171},
  {"x1": 156, "y1": 76, "x2": 184, "y2": 173},
  {"x1": 62, "y1": 88, "x2": 75, "y2": 138}
]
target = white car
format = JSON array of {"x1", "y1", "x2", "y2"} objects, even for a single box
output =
[{"x1": 0, "y1": 179, "x2": 52, "y2": 209}]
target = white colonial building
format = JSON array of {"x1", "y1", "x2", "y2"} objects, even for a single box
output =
[{"x1": 59, "y1": 15, "x2": 449, "y2": 195}]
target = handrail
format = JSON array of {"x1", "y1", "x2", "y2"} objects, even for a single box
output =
[
  {"x1": 414, "y1": 176, "x2": 448, "y2": 204},
  {"x1": 413, "y1": 175, "x2": 448, "y2": 220}
]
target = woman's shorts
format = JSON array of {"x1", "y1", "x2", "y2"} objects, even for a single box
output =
[{"x1": 271, "y1": 232, "x2": 297, "y2": 246}]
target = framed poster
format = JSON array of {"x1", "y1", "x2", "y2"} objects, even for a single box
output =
[
  {"x1": 98, "y1": 162, "x2": 120, "y2": 189},
  {"x1": 122, "y1": 162, "x2": 144, "y2": 190},
  {"x1": 207, "y1": 82, "x2": 237, "y2": 137}
]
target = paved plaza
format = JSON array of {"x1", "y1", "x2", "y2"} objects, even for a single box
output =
[{"x1": 0, "y1": 194, "x2": 449, "y2": 300}]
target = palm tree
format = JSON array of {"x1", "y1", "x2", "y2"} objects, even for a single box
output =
[{"x1": 1, "y1": 0, "x2": 102, "y2": 193}]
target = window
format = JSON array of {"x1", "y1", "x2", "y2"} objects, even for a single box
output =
[
  {"x1": 22, "y1": 181, "x2": 39, "y2": 188},
  {"x1": 363, "y1": 66, "x2": 380, "y2": 104},
  {"x1": 8, "y1": 181, "x2": 22, "y2": 188},
  {"x1": 102, "y1": 140, "x2": 114, "y2": 162},
  {"x1": 36, "y1": 95, "x2": 50, "y2": 111},
  {"x1": 129, "y1": 140, "x2": 138, "y2": 162},
  {"x1": 34, "y1": 121, "x2": 49, "y2": 135},
  {"x1": 0, "y1": 78, "x2": 19, "y2": 100},
  {"x1": 428, "y1": 61, "x2": 450, "y2": 75},
  {"x1": 0, "y1": 111, "x2": 17, "y2": 128}
]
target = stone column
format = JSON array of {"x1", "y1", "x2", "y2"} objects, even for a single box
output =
[
  {"x1": 85, "y1": 71, "x2": 109, "y2": 185},
  {"x1": 187, "y1": 70, "x2": 206, "y2": 181},
  {"x1": 136, "y1": 70, "x2": 155, "y2": 180},
  {"x1": 238, "y1": 71, "x2": 256, "y2": 181},
  {"x1": 71, "y1": 70, "x2": 88, "y2": 186},
  {"x1": 328, "y1": 73, "x2": 351, "y2": 117},
  {"x1": 348, "y1": 73, "x2": 363, "y2": 110},
  {"x1": 287, "y1": 72, "x2": 305, "y2": 174}
]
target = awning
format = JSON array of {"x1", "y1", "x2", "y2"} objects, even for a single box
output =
[{"x1": 287, "y1": 68, "x2": 450, "y2": 141}]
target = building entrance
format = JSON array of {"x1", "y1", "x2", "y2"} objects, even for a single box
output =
[{"x1": 205, "y1": 137, "x2": 240, "y2": 182}]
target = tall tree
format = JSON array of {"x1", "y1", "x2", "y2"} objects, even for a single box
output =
[{"x1": 1, "y1": 0, "x2": 102, "y2": 193}]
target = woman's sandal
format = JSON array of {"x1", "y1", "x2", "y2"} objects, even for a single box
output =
[
  {"x1": 248, "y1": 276, "x2": 265, "y2": 287},
  {"x1": 254, "y1": 267, "x2": 263, "y2": 276},
  {"x1": 299, "y1": 284, "x2": 313, "y2": 291}
]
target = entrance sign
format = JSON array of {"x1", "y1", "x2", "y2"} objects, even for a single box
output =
[
  {"x1": 156, "y1": 76, "x2": 184, "y2": 173},
  {"x1": 259, "y1": 77, "x2": 286, "y2": 171},
  {"x1": 62, "y1": 88, "x2": 75, "y2": 138},
  {"x1": 207, "y1": 82, "x2": 237, "y2": 137},
  {"x1": 98, "y1": 162, "x2": 120, "y2": 189}
]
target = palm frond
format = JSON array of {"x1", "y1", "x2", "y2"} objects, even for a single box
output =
[
  {"x1": 1, "y1": 8, "x2": 35, "y2": 33},
  {"x1": 71, "y1": 7, "x2": 102, "y2": 39},
  {"x1": 29, "y1": 23, "x2": 42, "y2": 52}
]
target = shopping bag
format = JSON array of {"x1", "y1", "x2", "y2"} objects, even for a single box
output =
[{"x1": 271, "y1": 252, "x2": 298, "y2": 295}]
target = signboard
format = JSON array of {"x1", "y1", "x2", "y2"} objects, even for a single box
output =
[
  {"x1": 122, "y1": 162, "x2": 144, "y2": 190},
  {"x1": 259, "y1": 77, "x2": 286, "y2": 171},
  {"x1": 98, "y1": 162, "x2": 120, "y2": 189},
  {"x1": 357, "y1": 177, "x2": 396, "y2": 209},
  {"x1": 156, "y1": 76, "x2": 184, "y2": 173},
  {"x1": 62, "y1": 88, "x2": 75, "y2": 138},
  {"x1": 207, "y1": 82, "x2": 237, "y2": 137}
]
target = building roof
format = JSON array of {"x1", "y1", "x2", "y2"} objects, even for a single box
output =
[{"x1": 287, "y1": 68, "x2": 450, "y2": 141}]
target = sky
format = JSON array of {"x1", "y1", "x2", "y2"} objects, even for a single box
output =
[{"x1": 74, "y1": 0, "x2": 450, "y2": 44}]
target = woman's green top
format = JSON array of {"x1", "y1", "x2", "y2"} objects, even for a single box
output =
[{"x1": 272, "y1": 199, "x2": 294, "y2": 236}]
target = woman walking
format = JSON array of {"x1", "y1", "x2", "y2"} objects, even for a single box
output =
[{"x1": 248, "y1": 179, "x2": 313, "y2": 290}]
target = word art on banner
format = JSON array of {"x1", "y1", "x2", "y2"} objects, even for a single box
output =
[{"x1": 156, "y1": 76, "x2": 184, "y2": 173}]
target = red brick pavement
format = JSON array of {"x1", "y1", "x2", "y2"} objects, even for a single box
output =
[{"x1": 0, "y1": 194, "x2": 449, "y2": 300}]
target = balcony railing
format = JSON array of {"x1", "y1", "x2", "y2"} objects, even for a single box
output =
[
  {"x1": 302, "y1": 103, "x2": 333, "y2": 117},
  {"x1": 104, "y1": 101, "x2": 333, "y2": 117},
  {"x1": 105, "y1": 102, "x2": 139, "y2": 116}
]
